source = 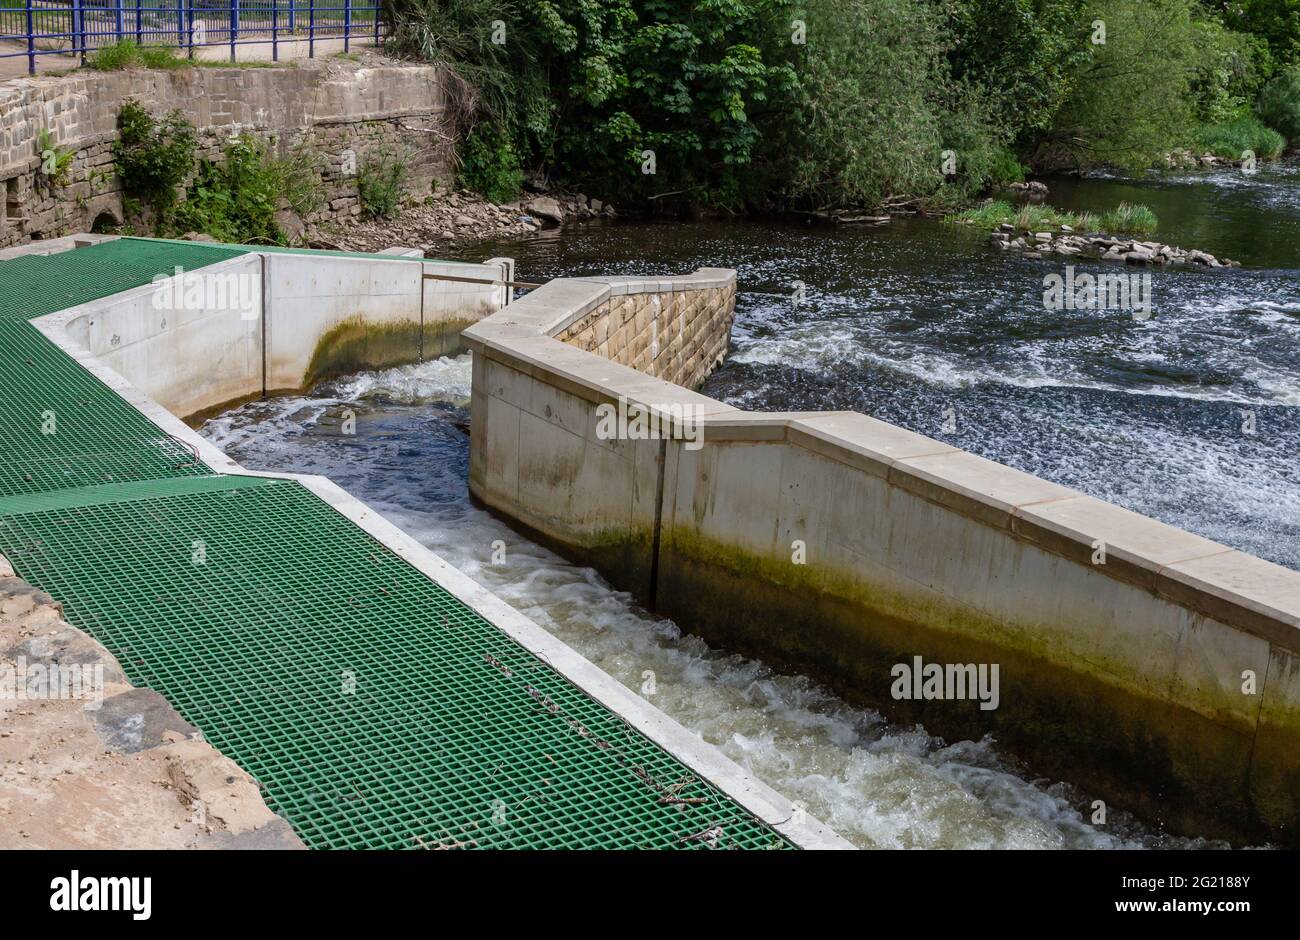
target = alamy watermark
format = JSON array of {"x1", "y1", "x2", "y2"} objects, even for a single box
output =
[
  {"x1": 890, "y1": 655, "x2": 999, "y2": 711},
  {"x1": 1043, "y1": 265, "x2": 1152, "y2": 320},
  {"x1": 151, "y1": 266, "x2": 258, "y2": 320},
  {"x1": 595, "y1": 396, "x2": 704, "y2": 450},
  {"x1": 0, "y1": 656, "x2": 104, "y2": 710}
]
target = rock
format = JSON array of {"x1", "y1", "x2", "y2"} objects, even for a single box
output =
[
  {"x1": 454, "y1": 214, "x2": 477, "y2": 227},
  {"x1": 274, "y1": 209, "x2": 305, "y2": 245},
  {"x1": 526, "y1": 196, "x2": 564, "y2": 225},
  {"x1": 180, "y1": 231, "x2": 217, "y2": 242},
  {"x1": 590, "y1": 199, "x2": 603, "y2": 212}
]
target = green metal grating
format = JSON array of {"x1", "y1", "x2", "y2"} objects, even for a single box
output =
[
  {"x1": 0, "y1": 239, "x2": 245, "y2": 498},
  {"x1": 0, "y1": 238, "x2": 792, "y2": 849},
  {"x1": 0, "y1": 476, "x2": 788, "y2": 849}
]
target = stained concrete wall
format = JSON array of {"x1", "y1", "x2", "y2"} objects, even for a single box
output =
[
  {"x1": 463, "y1": 268, "x2": 1300, "y2": 846},
  {"x1": 41, "y1": 238, "x2": 507, "y2": 419}
]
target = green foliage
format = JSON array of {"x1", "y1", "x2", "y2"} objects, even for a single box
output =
[
  {"x1": 1198, "y1": 114, "x2": 1286, "y2": 158},
  {"x1": 112, "y1": 99, "x2": 196, "y2": 231},
  {"x1": 1047, "y1": 0, "x2": 1202, "y2": 168},
  {"x1": 87, "y1": 40, "x2": 185, "y2": 71},
  {"x1": 946, "y1": 0, "x2": 1090, "y2": 143},
  {"x1": 357, "y1": 152, "x2": 408, "y2": 219},
  {"x1": 1100, "y1": 202, "x2": 1158, "y2": 235},
  {"x1": 947, "y1": 198, "x2": 1157, "y2": 235},
  {"x1": 458, "y1": 121, "x2": 524, "y2": 202},
  {"x1": 384, "y1": 0, "x2": 1298, "y2": 209},
  {"x1": 1256, "y1": 66, "x2": 1300, "y2": 141},
  {"x1": 172, "y1": 135, "x2": 324, "y2": 244},
  {"x1": 36, "y1": 128, "x2": 74, "y2": 187},
  {"x1": 1216, "y1": 0, "x2": 1300, "y2": 66}
]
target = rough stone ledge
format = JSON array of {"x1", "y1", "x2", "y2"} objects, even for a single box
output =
[{"x1": 0, "y1": 564, "x2": 304, "y2": 849}]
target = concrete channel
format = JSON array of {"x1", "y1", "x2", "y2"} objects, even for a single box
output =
[{"x1": 0, "y1": 234, "x2": 849, "y2": 850}]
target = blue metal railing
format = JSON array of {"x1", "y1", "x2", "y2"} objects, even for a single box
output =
[{"x1": 0, "y1": 0, "x2": 383, "y2": 73}]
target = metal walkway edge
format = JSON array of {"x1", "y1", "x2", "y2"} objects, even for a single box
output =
[{"x1": 0, "y1": 239, "x2": 792, "y2": 849}]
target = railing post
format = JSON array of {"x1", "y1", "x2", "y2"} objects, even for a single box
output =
[
  {"x1": 374, "y1": 0, "x2": 379, "y2": 44},
  {"x1": 271, "y1": 0, "x2": 277, "y2": 61},
  {"x1": 114, "y1": 0, "x2": 124, "y2": 40},
  {"x1": 229, "y1": 0, "x2": 237, "y2": 61},
  {"x1": 185, "y1": 0, "x2": 193, "y2": 59},
  {"x1": 73, "y1": 0, "x2": 85, "y2": 63},
  {"x1": 135, "y1": 0, "x2": 142, "y2": 45},
  {"x1": 288, "y1": 0, "x2": 294, "y2": 32},
  {"x1": 24, "y1": 0, "x2": 34, "y2": 75},
  {"x1": 307, "y1": 0, "x2": 314, "y2": 58},
  {"x1": 343, "y1": 0, "x2": 350, "y2": 52},
  {"x1": 175, "y1": 0, "x2": 183, "y2": 49}
]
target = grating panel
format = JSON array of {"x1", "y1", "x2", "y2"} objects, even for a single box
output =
[
  {"x1": 0, "y1": 239, "x2": 244, "y2": 497},
  {"x1": 0, "y1": 237, "x2": 792, "y2": 850},
  {"x1": 0, "y1": 476, "x2": 789, "y2": 850}
]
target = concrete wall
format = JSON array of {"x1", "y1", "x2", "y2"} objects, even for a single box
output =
[
  {"x1": 19, "y1": 237, "x2": 849, "y2": 851},
  {"x1": 0, "y1": 58, "x2": 454, "y2": 247},
  {"x1": 463, "y1": 268, "x2": 1300, "y2": 846},
  {"x1": 41, "y1": 238, "x2": 507, "y2": 419}
]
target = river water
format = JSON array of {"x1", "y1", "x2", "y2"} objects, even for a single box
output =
[{"x1": 201, "y1": 164, "x2": 1299, "y2": 848}]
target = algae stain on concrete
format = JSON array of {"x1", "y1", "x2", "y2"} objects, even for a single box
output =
[
  {"x1": 304, "y1": 317, "x2": 424, "y2": 387},
  {"x1": 302, "y1": 316, "x2": 478, "y2": 388}
]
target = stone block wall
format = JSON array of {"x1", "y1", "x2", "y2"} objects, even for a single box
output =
[
  {"x1": 0, "y1": 58, "x2": 455, "y2": 247},
  {"x1": 556, "y1": 279, "x2": 737, "y2": 390}
]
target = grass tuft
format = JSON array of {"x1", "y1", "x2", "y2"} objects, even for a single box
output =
[{"x1": 946, "y1": 199, "x2": 1157, "y2": 236}]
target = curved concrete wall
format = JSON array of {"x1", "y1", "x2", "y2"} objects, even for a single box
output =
[
  {"x1": 463, "y1": 269, "x2": 1300, "y2": 845},
  {"x1": 35, "y1": 238, "x2": 510, "y2": 419}
]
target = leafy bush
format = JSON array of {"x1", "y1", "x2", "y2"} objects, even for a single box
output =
[
  {"x1": 458, "y1": 121, "x2": 523, "y2": 202},
  {"x1": 357, "y1": 152, "x2": 408, "y2": 219},
  {"x1": 1198, "y1": 114, "x2": 1286, "y2": 159},
  {"x1": 1256, "y1": 68, "x2": 1300, "y2": 143},
  {"x1": 172, "y1": 135, "x2": 321, "y2": 244},
  {"x1": 112, "y1": 99, "x2": 196, "y2": 231},
  {"x1": 36, "y1": 128, "x2": 74, "y2": 187},
  {"x1": 88, "y1": 40, "x2": 185, "y2": 71}
]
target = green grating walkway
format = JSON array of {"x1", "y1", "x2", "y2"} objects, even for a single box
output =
[{"x1": 0, "y1": 238, "x2": 790, "y2": 849}]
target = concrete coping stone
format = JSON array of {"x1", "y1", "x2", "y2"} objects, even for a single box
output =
[{"x1": 468, "y1": 268, "x2": 1300, "y2": 652}]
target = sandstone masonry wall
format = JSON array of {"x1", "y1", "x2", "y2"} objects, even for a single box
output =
[
  {"x1": 556, "y1": 279, "x2": 736, "y2": 389},
  {"x1": 0, "y1": 58, "x2": 454, "y2": 247}
]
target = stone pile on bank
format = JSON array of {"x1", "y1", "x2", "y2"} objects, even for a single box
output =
[
  {"x1": 307, "y1": 189, "x2": 616, "y2": 253},
  {"x1": 990, "y1": 224, "x2": 1239, "y2": 267}
]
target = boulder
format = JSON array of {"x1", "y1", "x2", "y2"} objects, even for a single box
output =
[
  {"x1": 526, "y1": 196, "x2": 564, "y2": 225},
  {"x1": 274, "y1": 209, "x2": 306, "y2": 245}
]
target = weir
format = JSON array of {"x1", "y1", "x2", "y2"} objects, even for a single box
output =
[
  {"x1": 0, "y1": 235, "x2": 846, "y2": 850},
  {"x1": 462, "y1": 268, "x2": 1300, "y2": 846}
]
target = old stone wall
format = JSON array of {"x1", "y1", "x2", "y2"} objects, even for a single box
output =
[{"x1": 0, "y1": 57, "x2": 454, "y2": 247}]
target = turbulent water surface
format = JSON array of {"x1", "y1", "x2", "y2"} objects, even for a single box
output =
[{"x1": 203, "y1": 165, "x2": 1299, "y2": 849}]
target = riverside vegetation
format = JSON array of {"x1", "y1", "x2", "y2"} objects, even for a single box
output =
[{"x1": 381, "y1": 0, "x2": 1300, "y2": 217}]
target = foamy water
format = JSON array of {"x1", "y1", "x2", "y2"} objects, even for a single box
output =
[{"x1": 201, "y1": 356, "x2": 1219, "y2": 849}]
